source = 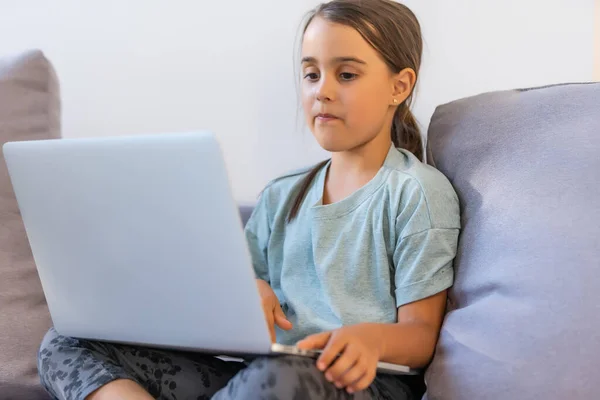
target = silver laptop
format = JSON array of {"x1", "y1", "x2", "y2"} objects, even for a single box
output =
[{"x1": 3, "y1": 131, "x2": 417, "y2": 375}]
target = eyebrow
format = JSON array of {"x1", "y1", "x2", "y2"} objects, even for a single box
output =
[{"x1": 301, "y1": 56, "x2": 367, "y2": 65}]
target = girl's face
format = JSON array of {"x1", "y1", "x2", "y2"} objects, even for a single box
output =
[{"x1": 301, "y1": 17, "x2": 399, "y2": 153}]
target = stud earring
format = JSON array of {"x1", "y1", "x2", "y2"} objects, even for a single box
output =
[{"x1": 393, "y1": 98, "x2": 399, "y2": 104}]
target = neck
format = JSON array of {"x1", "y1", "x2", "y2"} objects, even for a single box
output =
[
  {"x1": 329, "y1": 134, "x2": 392, "y2": 178},
  {"x1": 321, "y1": 133, "x2": 392, "y2": 205}
]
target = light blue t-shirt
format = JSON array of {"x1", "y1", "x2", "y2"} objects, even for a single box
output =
[{"x1": 244, "y1": 145, "x2": 460, "y2": 345}]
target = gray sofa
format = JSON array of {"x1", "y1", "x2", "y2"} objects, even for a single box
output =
[
  {"x1": 0, "y1": 50, "x2": 59, "y2": 400},
  {"x1": 1, "y1": 50, "x2": 598, "y2": 400}
]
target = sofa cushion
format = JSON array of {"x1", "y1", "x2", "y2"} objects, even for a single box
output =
[
  {"x1": 239, "y1": 205, "x2": 254, "y2": 227},
  {"x1": 0, "y1": 50, "x2": 60, "y2": 398},
  {"x1": 424, "y1": 82, "x2": 600, "y2": 400}
]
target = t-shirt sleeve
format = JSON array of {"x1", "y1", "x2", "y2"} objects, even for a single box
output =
[
  {"x1": 393, "y1": 173, "x2": 461, "y2": 307},
  {"x1": 393, "y1": 228, "x2": 459, "y2": 307},
  {"x1": 244, "y1": 189, "x2": 272, "y2": 282}
]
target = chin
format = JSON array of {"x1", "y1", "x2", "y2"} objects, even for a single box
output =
[
  {"x1": 314, "y1": 129, "x2": 374, "y2": 154},
  {"x1": 314, "y1": 134, "x2": 351, "y2": 153}
]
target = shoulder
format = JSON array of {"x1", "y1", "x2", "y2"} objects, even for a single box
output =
[{"x1": 383, "y1": 148, "x2": 460, "y2": 231}]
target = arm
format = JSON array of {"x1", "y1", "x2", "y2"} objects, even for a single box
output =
[
  {"x1": 297, "y1": 291, "x2": 447, "y2": 393},
  {"x1": 376, "y1": 290, "x2": 447, "y2": 367}
]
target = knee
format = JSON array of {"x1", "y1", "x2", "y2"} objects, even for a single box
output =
[
  {"x1": 37, "y1": 328, "x2": 72, "y2": 394},
  {"x1": 39, "y1": 327, "x2": 63, "y2": 361},
  {"x1": 38, "y1": 327, "x2": 86, "y2": 372},
  {"x1": 39, "y1": 327, "x2": 73, "y2": 358},
  {"x1": 39, "y1": 328, "x2": 64, "y2": 370}
]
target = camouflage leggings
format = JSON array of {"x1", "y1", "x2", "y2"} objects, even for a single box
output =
[{"x1": 38, "y1": 328, "x2": 414, "y2": 400}]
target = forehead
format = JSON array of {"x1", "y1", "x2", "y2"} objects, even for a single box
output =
[{"x1": 301, "y1": 17, "x2": 378, "y2": 63}]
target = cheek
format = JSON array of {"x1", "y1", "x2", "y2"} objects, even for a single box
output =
[
  {"x1": 343, "y1": 90, "x2": 387, "y2": 130},
  {"x1": 301, "y1": 86, "x2": 314, "y2": 125}
]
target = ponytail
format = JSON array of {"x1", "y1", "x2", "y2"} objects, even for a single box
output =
[
  {"x1": 391, "y1": 102, "x2": 423, "y2": 162},
  {"x1": 287, "y1": 159, "x2": 329, "y2": 223}
]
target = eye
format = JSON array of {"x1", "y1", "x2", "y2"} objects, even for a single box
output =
[
  {"x1": 303, "y1": 72, "x2": 319, "y2": 81},
  {"x1": 340, "y1": 72, "x2": 357, "y2": 81}
]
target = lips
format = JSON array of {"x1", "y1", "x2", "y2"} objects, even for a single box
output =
[{"x1": 315, "y1": 113, "x2": 340, "y2": 122}]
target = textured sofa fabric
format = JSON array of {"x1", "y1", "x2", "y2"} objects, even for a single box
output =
[
  {"x1": 424, "y1": 83, "x2": 600, "y2": 400},
  {"x1": 239, "y1": 205, "x2": 254, "y2": 227},
  {"x1": 0, "y1": 50, "x2": 60, "y2": 399}
]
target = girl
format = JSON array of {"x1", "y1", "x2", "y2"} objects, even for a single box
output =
[{"x1": 38, "y1": 0, "x2": 460, "y2": 399}]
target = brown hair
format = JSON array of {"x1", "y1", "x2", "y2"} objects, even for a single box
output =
[{"x1": 288, "y1": 0, "x2": 424, "y2": 222}]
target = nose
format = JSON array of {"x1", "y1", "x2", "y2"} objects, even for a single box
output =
[{"x1": 315, "y1": 75, "x2": 335, "y2": 103}]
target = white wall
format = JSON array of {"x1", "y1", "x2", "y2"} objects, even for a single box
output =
[{"x1": 0, "y1": 0, "x2": 595, "y2": 203}]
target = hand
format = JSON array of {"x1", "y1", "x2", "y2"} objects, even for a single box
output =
[
  {"x1": 296, "y1": 324, "x2": 383, "y2": 394},
  {"x1": 256, "y1": 279, "x2": 292, "y2": 342}
]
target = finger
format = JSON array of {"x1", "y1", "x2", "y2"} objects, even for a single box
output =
[
  {"x1": 273, "y1": 305, "x2": 293, "y2": 330},
  {"x1": 274, "y1": 315, "x2": 292, "y2": 330},
  {"x1": 263, "y1": 307, "x2": 276, "y2": 343},
  {"x1": 326, "y1": 344, "x2": 359, "y2": 384},
  {"x1": 336, "y1": 360, "x2": 366, "y2": 389},
  {"x1": 347, "y1": 369, "x2": 376, "y2": 394},
  {"x1": 296, "y1": 332, "x2": 330, "y2": 351},
  {"x1": 318, "y1": 334, "x2": 348, "y2": 373}
]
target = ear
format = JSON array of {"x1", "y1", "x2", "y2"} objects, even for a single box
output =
[{"x1": 390, "y1": 67, "x2": 416, "y2": 106}]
